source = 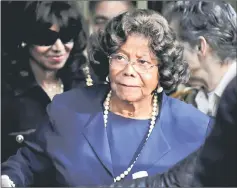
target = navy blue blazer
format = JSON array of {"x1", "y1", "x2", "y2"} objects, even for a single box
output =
[{"x1": 1, "y1": 84, "x2": 211, "y2": 186}]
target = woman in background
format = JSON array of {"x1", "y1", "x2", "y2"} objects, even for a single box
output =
[{"x1": 1, "y1": 0, "x2": 89, "y2": 168}]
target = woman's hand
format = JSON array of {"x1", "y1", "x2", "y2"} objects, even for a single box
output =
[{"x1": 1, "y1": 175, "x2": 15, "y2": 187}]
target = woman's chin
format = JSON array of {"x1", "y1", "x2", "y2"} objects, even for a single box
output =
[
  {"x1": 119, "y1": 94, "x2": 143, "y2": 103},
  {"x1": 111, "y1": 86, "x2": 144, "y2": 102}
]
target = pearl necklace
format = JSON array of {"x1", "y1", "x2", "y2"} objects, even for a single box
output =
[
  {"x1": 42, "y1": 79, "x2": 64, "y2": 100},
  {"x1": 103, "y1": 90, "x2": 158, "y2": 182},
  {"x1": 47, "y1": 83, "x2": 64, "y2": 92}
]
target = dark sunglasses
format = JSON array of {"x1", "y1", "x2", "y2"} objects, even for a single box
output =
[{"x1": 27, "y1": 27, "x2": 78, "y2": 46}]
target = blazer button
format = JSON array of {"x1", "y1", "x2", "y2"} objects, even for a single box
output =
[{"x1": 16, "y1": 135, "x2": 24, "y2": 143}]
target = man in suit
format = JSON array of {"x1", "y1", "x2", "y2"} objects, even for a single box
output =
[{"x1": 111, "y1": 75, "x2": 237, "y2": 187}]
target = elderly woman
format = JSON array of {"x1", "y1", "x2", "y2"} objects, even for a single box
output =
[{"x1": 1, "y1": 9, "x2": 211, "y2": 187}]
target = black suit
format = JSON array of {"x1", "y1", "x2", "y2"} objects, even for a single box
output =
[
  {"x1": 194, "y1": 75, "x2": 237, "y2": 186},
  {"x1": 111, "y1": 76, "x2": 237, "y2": 187}
]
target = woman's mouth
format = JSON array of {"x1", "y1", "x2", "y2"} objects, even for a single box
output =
[
  {"x1": 119, "y1": 83, "x2": 140, "y2": 88},
  {"x1": 48, "y1": 54, "x2": 66, "y2": 62}
]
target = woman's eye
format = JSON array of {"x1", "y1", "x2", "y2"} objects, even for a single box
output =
[
  {"x1": 117, "y1": 55, "x2": 124, "y2": 60},
  {"x1": 138, "y1": 59, "x2": 149, "y2": 65},
  {"x1": 115, "y1": 54, "x2": 126, "y2": 61}
]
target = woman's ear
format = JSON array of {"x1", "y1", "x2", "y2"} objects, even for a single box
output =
[{"x1": 197, "y1": 36, "x2": 207, "y2": 57}]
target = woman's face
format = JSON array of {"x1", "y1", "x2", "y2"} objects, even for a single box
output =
[
  {"x1": 109, "y1": 34, "x2": 159, "y2": 102},
  {"x1": 29, "y1": 24, "x2": 74, "y2": 71}
]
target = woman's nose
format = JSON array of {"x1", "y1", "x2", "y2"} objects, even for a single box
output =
[
  {"x1": 123, "y1": 62, "x2": 137, "y2": 77},
  {"x1": 51, "y1": 39, "x2": 64, "y2": 52}
]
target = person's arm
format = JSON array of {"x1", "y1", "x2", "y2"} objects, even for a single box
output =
[{"x1": 1, "y1": 117, "x2": 55, "y2": 187}]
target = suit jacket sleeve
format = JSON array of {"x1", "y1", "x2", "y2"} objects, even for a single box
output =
[
  {"x1": 193, "y1": 76, "x2": 237, "y2": 186},
  {"x1": 1, "y1": 116, "x2": 54, "y2": 186}
]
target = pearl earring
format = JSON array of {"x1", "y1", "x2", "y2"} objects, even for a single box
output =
[
  {"x1": 106, "y1": 76, "x2": 110, "y2": 82},
  {"x1": 21, "y1": 42, "x2": 26, "y2": 48},
  {"x1": 157, "y1": 87, "x2": 163, "y2": 93}
]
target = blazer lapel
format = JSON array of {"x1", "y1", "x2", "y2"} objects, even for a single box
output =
[
  {"x1": 134, "y1": 119, "x2": 171, "y2": 173},
  {"x1": 131, "y1": 93, "x2": 171, "y2": 173},
  {"x1": 82, "y1": 112, "x2": 114, "y2": 177}
]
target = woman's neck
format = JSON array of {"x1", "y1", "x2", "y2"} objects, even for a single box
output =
[
  {"x1": 30, "y1": 59, "x2": 58, "y2": 87},
  {"x1": 109, "y1": 93, "x2": 154, "y2": 119}
]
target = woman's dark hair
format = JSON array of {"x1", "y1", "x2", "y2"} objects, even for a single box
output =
[
  {"x1": 163, "y1": 1, "x2": 237, "y2": 63},
  {"x1": 88, "y1": 9, "x2": 189, "y2": 93},
  {"x1": 3, "y1": 1, "x2": 88, "y2": 85}
]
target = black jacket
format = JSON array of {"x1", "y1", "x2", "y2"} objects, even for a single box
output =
[
  {"x1": 111, "y1": 76, "x2": 237, "y2": 187},
  {"x1": 1, "y1": 51, "x2": 92, "y2": 186},
  {"x1": 1, "y1": 49, "x2": 92, "y2": 160}
]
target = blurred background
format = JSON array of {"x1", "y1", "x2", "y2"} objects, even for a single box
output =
[
  {"x1": 78, "y1": 0, "x2": 237, "y2": 17},
  {"x1": 78, "y1": 0, "x2": 237, "y2": 34}
]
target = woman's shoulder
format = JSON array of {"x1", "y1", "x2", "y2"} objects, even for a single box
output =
[
  {"x1": 166, "y1": 95, "x2": 210, "y2": 121},
  {"x1": 163, "y1": 95, "x2": 211, "y2": 143},
  {"x1": 164, "y1": 95, "x2": 211, "y2": 134}
]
